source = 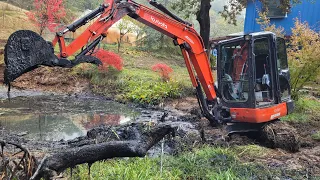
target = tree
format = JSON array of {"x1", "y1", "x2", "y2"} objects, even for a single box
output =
[
  {"x1": 197, "y1": 0, "x2": 211, "y2": 49},
  {"x1": 0, "y1": 122, "x2": 185, "y2": 179},
  {"x1": 287, "y1": 19, "x2": 320, "y2": 99},
  {"x1": 26, "y1": 0, "x2": 66, "y2": 36},
  {"x1": 171, "y1": 0, "x2": 296, "y2": 51},
  {"x1": 116, "y1": 16, "x2": 135, "y2": 52},
  {"x1": 256, "y1": 9, "x2": 320, "y2": 100}
]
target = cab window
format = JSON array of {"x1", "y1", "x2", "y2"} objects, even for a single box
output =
[
  {"x1": 220, "y1": 40, "x2": 249, "y2": 102},
  {"x1": 277, "y1": 38, "x2": 290, "y2": 100}
]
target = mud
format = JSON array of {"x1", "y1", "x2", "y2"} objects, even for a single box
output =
[
  {"x1": 0, "y1": 116, "x2": 202, "y2": 160},
  {"x1": 289, "y1": 119, "x2": 320, "y2": 147},
  {"x1": 260, "y1": 121, "x2": 300, "y2": 152},
  {"x1": 1, "y1": 94, "x2": 320, "y2": 177},
  {"x1": 0, "y1": 87, "x2": 202, "y2": 156}
]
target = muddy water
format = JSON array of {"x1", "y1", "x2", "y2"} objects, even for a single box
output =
[{"x1": 0, "y1": 90, "x2": 139, "y2": 141}]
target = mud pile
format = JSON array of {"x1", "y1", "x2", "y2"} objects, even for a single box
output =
[{"x1": 261, "y1": 121, "x2": 300, "y2": 152}]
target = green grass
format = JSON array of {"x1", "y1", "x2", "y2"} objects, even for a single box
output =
[
  {"x1": 282, "y1": 95, "x2": 320, "y2": 122},
  {"x1": 74, "y1": 65, "x2": 193, "y2": 105},
  {"x1": 69, "y1": 145, "x2": 308, "y2": 180},
  {"x1": 72, "y1": 45, "x2": 194, "y2": 105},
  {"x1": 311, "y1": 131, "x2": 320, "y2": 141}
]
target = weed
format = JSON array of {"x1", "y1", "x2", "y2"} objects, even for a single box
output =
[
  {"x1": 282, "y1": 96, "x2": 320, "y2": 122},
  {"x1": 93, "y1": 49, "x2": 123, "y2": 72},
  {"x1": 123, "y1": 71, "x2": 183, "y2": 105},
  {"x1": 68, "y1": 146, "x2": 290, "y2": 180},
  {"x1": 68, "y1": 157, "x2": 180, "y2": 180},
  {"x1": 233, "y1": 145, "x2": 269, "y2": 158},
  {"x1": 151, "y1": 63, "x2": 173, "y2": 82},
  {"x1": 311, "y1": 131, "x2": 320, "y2": 141},
  {"x1": 74, "y1": 65, "x2": 190, "y2": 105}
]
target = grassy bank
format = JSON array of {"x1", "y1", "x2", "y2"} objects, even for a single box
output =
[
  {"x1": 68, "y1": 145, "x2": 313, "y2": 179},
  {"x1": 282, "y1": 95, "x2": 320, "y2": 122},
  {"x1": 73, "y1": 44, "x2": 195, "y2": 105}
]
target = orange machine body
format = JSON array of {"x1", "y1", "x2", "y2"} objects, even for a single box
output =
[{"x1": 230, "y1": 103, "x2": 288, "y2": 123}]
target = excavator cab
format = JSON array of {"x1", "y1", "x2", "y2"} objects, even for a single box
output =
[{"x1": 216, "y1": 32, "x2": 294, "y2": 124}]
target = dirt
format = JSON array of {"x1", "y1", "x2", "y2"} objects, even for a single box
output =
[
  {"x1": 0, "y1": 64, "x2": 91, "y2": 94},
  {"x1": 261, "y1": 121, "x2": 300, "y2": 152}
]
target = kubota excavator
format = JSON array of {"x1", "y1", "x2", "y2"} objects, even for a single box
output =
[{"x1": 3, "y1": 0, "x2": 294, "y2": 133}]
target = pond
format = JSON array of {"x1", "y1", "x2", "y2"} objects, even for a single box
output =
[{"x1": 0, "y1": 93, "x2": 139, "y2": 141}]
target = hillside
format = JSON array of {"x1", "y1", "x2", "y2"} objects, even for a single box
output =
[{"x1": 0, "y1": 2, "x2": 37, "y2": 40}]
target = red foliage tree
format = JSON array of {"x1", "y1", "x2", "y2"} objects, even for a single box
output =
[
  {"x1": 26, "y1": 0, "x2": 66, "y2": 36},
  {"x1": 152, "y1": 63, "x2": 173, "y2": 81},
  {"x1": 93, "y1": 49, "x2": 124, "y2": 72}
]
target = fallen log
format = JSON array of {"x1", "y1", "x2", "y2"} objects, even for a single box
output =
[{"x1": 30, "y1": 122, "x2": 182, "y2": 180}]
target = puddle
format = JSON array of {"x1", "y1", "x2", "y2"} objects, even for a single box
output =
[{"x1": 0, "y1": 94, "x2": 139, "y2": 141}]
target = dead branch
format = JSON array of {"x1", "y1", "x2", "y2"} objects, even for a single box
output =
[
  {"x1": 0, "y1": 140, "x2": 37, "y2": 179},
  {"x1": 29, "y1": 122, "x2": 181, "y2": 180}
]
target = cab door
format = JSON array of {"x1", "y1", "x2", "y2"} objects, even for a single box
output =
[
  {"x1": 253, "y1": 37, "x2": 275, "y2": 107},
  {"x1": 276, "y1": 37, "x2": 291, "y2": 102}
]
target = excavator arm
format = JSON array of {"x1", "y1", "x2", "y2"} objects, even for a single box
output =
[
  {"x1": 54, "y1": 0, "x2": 216, "y2": 100},
  {"x1": 4, "y1": 0, "x2": 221, "y2": 125}
]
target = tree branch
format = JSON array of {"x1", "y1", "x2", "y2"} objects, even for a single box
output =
[{"x1": 30, "y1": 122, "x2": 180, "y2": 180}]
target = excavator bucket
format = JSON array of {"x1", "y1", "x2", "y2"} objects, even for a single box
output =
[
  {"x1": 4, "y1": 30, "x2": 58, "y2": 85},
  {"x1": 4, "y1": 30, "x2": 102, "y2": 86}
]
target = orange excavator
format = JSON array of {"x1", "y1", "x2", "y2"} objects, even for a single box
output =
[{"x1": 3, "y1": 0, "x2": 294, "y2": 132}]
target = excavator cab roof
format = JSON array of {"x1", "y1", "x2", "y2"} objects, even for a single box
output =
[{"x1": 217, "y1": 31, "x2": 276, "y2": 44}]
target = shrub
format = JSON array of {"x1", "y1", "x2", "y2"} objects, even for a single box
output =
[
  {"x1": 257, "y1": 12, "x2": 320, "y2": 100},
  {"x1": 93, "y1": 49, "x2": 124, "y2": 72},
  {"x1": 256, "y1": 10, "x2": 285, "y2": 37},
  {"x1": 151, "y1": 63, "x2": 173, "y2": 82},
  {"x1": 124, "y1": 80, "x2": 181, "y2": 105},
  {"x1": 287, "y1": 19, "x2": 320, "y2": 99}
]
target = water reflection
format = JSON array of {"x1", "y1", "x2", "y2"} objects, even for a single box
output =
[
  {"x1": 0, "y1": 95, "x2": 138, "y2": 141},
  {"x1": 0, "y1": 114, "x2": 83, "y2": 141},
  {"x1": 80, "y1": 114, "x2": 131, "y2": 130}
]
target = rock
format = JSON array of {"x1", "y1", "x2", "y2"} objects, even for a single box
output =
[{"x1": 17, "y1": 131, "x2": 28, "y2": 137}]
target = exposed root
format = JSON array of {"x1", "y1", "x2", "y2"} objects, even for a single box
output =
[{"x1": 0, "y1": 140, "x2": 38, "y2": 179}]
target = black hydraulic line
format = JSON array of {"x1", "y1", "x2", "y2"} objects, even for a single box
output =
[
  {"x1": 148, "y1": 0, "x2": 192, "y2": 27},
  {"x1": 67, "y1": 4, "x2": 109, "y2": 32},
  {"x1": 195, "y1": 79, "x2": 219, "y2": 126},
  {"x1": 76, "y1": 35, "x2": 106, "y2": 58}
]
